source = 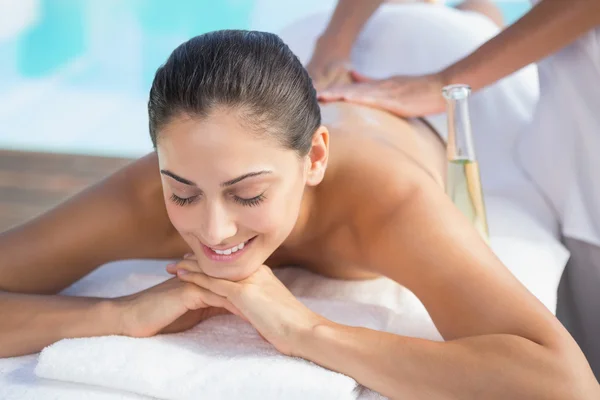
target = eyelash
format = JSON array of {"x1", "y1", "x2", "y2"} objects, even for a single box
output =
[
  {"x1": 233, "y1": 193, "x2": 265, "y2": 207},
  {"x1": 170, "y1": 193, "x2": 195, "y2": 206},
  {"x1": 169, "y1": 193, "x2": 266, "y2": 207}
]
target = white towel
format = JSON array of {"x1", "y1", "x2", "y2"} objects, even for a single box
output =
[
  {"x1": 33, "y1": 260, "x2": 442, "y2": 400},
  {"x1": 35, "y1": 299, "x2": 440, "y2": 400}
]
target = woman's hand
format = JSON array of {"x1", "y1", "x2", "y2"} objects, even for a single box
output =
[
  {"x1": 306, "y1": 35, "x2": 354, "y2": 92},
  {"x1": 115, "y1": 276, "x2": 241, "y2": 338},
  {"x1": 172, "y1": 260, "x2": 327, "y2": 357},
  {"x1": 318, "y1": 71, "x2": 448, "y2": 118}
]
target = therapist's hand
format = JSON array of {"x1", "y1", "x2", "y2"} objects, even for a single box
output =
[
  {"x1": 306, "y1": 35, "x2": 353, "y2": 92},
  {"x1": 173, "y1": 260, "x2": 327, "y2": 357},
  {"x1": 318, "y1": 71, "x2": 447, "y2": 118}
]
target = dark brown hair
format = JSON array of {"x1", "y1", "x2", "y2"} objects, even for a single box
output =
[{"x1": 148, "y1": 30, "x2": 321, "y2": 155}]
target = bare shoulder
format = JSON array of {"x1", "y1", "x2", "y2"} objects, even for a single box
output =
[
  {"x1": 325, "y1": 139, "x2": 432, "y2": 264},
  {"x1": 335, "y1": 136, "x2": 436, "y2": 221}
]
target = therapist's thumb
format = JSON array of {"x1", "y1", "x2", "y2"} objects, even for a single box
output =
[{"x1": 350, "y1": 70, "x2": 374, "y2": 83}]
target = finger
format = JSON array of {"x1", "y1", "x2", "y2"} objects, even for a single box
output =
[
  {"x1": 317, "y1": 91, "x2": 344, "y2": 102},
  {"x1": 319, "y1": 80, "x2": 374, "y2": 100},
  {"x1": 176, "y1": 268, "x2": 237, "y2": 298},
  {"x1": 166, "y1": 262, "x2": 178, "y2": 275},
  {"x1": 318, "y1": 86, "x2": 354, "y2": 101},
  {"x1": 167, "y1": 257, "x2": 198, "y2": 275},
  {"x1": 182, "y1": 284, "x2": 224, "y2": 310},
  {"x1": 174, "y1": 258, "x2": 203, "y2": 273},
  {"x1": 337, "y1": 83, "x2": 394, "y2": 108},
  {"x1": 181, "y1": 278, "x2": 245, "y2": 318},
  {"x1": 350, "y1": 70, "x2": 374, "y2": 83},
  {"x1": 381, "y1": 98, "x2": 411, "y2": 117},
  {"x1": 166, "y1": 253, "x2": 197, "y2": 275},
  {"x1": 343, "y1": 93, "x2": 380, "y2": 107},
  {"x1": 346, "y1": 94, "x2": 409, "y2": 118}
]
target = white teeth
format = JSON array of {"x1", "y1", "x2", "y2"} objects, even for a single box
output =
[{"x1": 211, "y1": 239, "x2": 248, "y2": 255}]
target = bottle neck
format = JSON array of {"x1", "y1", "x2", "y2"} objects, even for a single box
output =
[{"x1": 443, "y1": 85, "x2": 476, "y2": 161}]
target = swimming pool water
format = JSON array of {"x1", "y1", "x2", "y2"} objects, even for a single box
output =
[{"x1": 0, "y1": 0, "x2": 531, "y2": 157}]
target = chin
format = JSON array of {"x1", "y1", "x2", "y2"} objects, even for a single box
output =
[{"x1": 203, "y1": 264, "x2": 258, "y2": 282}]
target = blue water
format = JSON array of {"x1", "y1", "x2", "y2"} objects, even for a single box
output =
[
  {"x1": 3, "y1": 1, "x2": 256, "y2": 96},
  {"x1": 0, "y1": 0, "x2": 531, "y2": 157}
]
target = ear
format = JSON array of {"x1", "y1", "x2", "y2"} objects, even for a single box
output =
[{"x1": 305, "y1": 126, "x2": 329, "y2": 186}]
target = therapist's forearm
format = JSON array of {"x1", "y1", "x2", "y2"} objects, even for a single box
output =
[
  {"x1": 442, "y1": 0, "x2": 600, "y2": 91},
  {"x1": 319, "y1": 0, "x2": 385, "y2": 53},
  {"x1": 296, "y1": 321, "x2": 598, "y2": 399}
]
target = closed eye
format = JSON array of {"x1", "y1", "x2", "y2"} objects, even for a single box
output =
[
  {"x1": 170, "y1": 193, "x2": 197, "y2": 206},
  {"x1": 170, "y1": 193, "x2": 265, "y2": 207},
  {"x1": 233, "y1": 193, "x2": 266, "y2": 207}
]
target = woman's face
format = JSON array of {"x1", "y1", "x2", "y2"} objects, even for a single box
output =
[{"x1": 156, "y1": 107, "x2": 326, "y2": 281}]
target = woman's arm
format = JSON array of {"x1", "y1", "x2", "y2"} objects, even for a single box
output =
[
  {"x1": 0, "y1": 293, "x2": 121, "y2": 357},
  {"x1": 0, "y1": 152, "x2": 186, "y2": 294},
  {"x1": 0, "y1": 278, "x2": 231, "y2": 358},
  {"x1": 297, "y1": 323, "x2": 596, "y2": 399},
  {"x1": 293, "y1": 171, "x2": 600, "y2": 398},
  {"x1": 444, "y1": 0, "x2": 600, "y2": 91},
  {"x1": 0, "y1": 152, "x2": 193, "y2": 358}
]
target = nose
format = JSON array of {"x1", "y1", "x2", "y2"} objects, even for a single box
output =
[{"x1": 200, "y1": 200, "x2": 238, "y2": 247}]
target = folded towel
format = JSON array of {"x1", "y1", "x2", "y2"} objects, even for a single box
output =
[
  {"x1": 36, "y1": 298, "x2": 437, "y2": 400},
  {"x1": 33, "y1": 260, "x2": 441, "y2": 400}
]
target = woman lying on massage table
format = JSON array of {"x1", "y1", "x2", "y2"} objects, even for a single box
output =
[{"x1": 0, "y1": 29, "x2": 597, "y2": 398}]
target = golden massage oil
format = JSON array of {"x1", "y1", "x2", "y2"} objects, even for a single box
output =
[{"x1": 446, "y1": 157, "x2": 489, "y2": 240}]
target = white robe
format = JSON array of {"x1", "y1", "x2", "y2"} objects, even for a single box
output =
[{"x1": 517, "y1": 1, "x2": 600, "y2": 247}]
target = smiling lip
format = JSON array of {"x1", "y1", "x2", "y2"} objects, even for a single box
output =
[{"x1": 201, "y1": 236, "x2": 256, "y2": 262}]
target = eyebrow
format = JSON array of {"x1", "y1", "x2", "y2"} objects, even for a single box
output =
[
  {"x1": 160, "y1": 170, "x2": 196, "y2": 185},
  {"x1": 220, "y1": 171, "x2": 272, "y2": 187},
  {"x1": 160, "y1": 170, "x2": 271, "y2": 187}
]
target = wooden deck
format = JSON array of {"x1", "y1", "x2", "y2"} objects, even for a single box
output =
[{"x1": 0, "y1": 150, "x2": 133, "y2": 232}]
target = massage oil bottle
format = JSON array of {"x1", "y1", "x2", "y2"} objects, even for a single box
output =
[{"x1": 442, "y1": 84, "x2": 489, "y2": 242}]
